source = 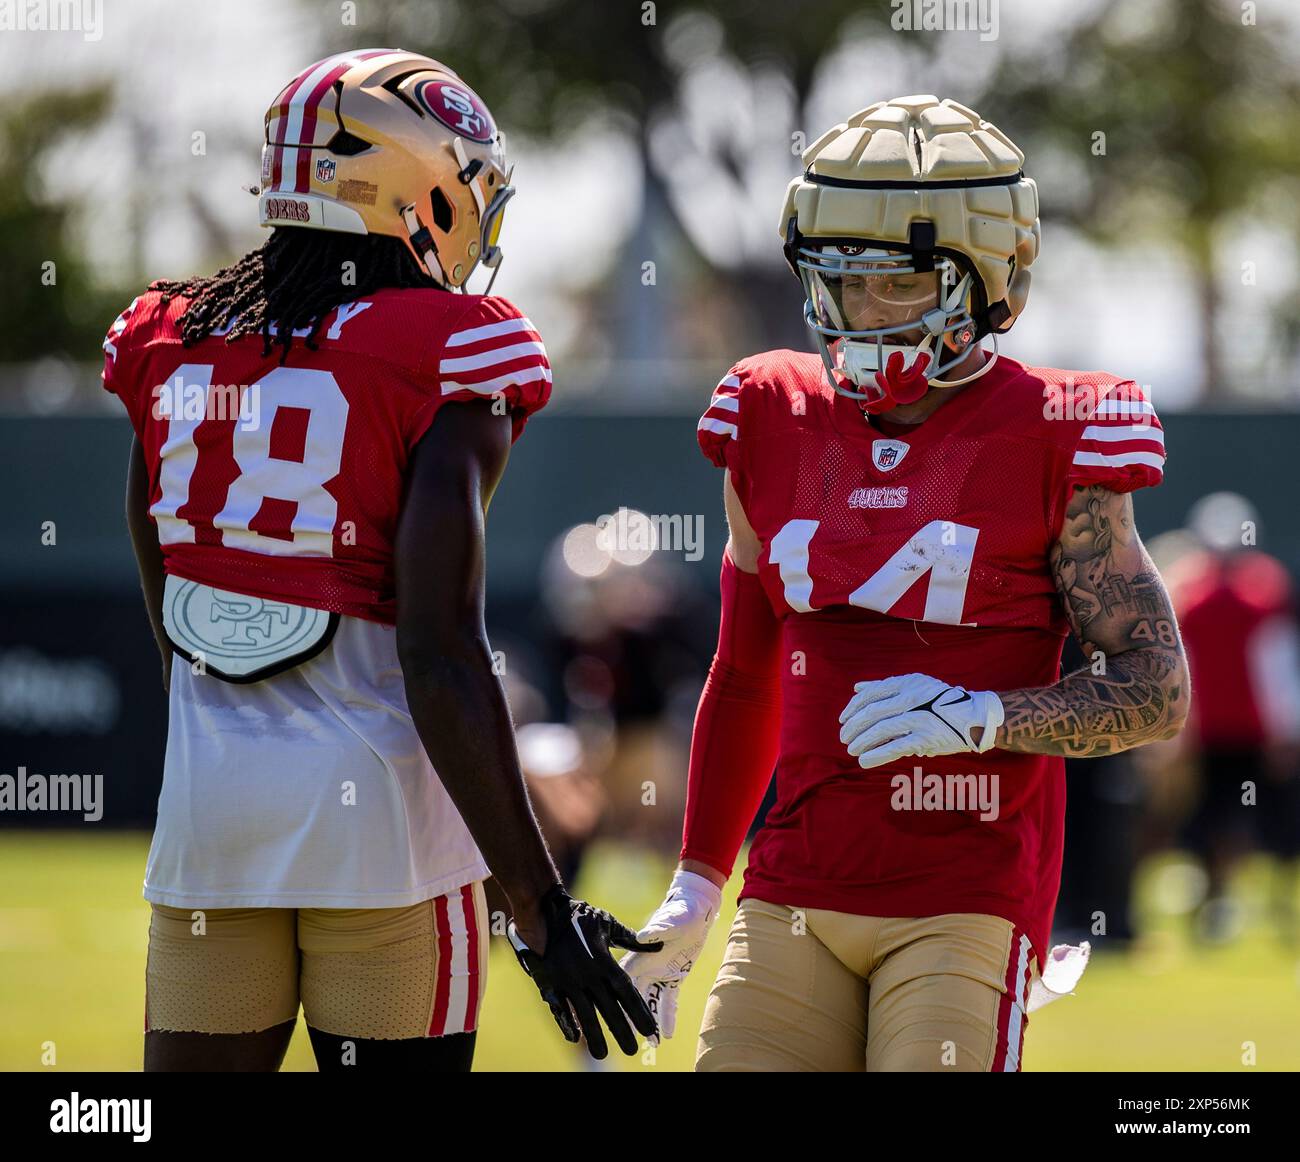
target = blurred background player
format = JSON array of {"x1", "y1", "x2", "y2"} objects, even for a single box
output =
[
  {"x1": 540, "y1": 533, "x2": 710, "y2": 851},
  {"x1": 623, "y1": 96, "x2": 1188, "y2": 1072},
  {"x1": 1169, "y1": 493, "x2": 1300, "y2": 943},
  {"x1": 101, "y1": 50, "x2": 656, "y2": 1072}
]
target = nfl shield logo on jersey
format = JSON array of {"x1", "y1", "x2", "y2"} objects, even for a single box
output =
[
  {"x1": 315, "y1": 158, "x2": 337, "y2": 183},
  {"x1": 872, "y1": 439, "x2": 909, "y2": 472}
]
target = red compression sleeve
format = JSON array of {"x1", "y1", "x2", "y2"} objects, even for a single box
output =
[{"x1": 680, "y1": 549, "x2": 783, "y2": 877}]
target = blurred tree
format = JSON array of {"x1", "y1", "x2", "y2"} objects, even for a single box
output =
[
  {"x1": 982, "y1": 0, "x2": 1300, "y2": 399},
  {"x1": 318, "y1": 1, "x2": 1298, "y2": 397},
  {"x1": 0, "y1": 86, "x2": 124, "y2": 362},
  {"x1": 345, "y1": 0, "x2": 907, "y2": 361}
]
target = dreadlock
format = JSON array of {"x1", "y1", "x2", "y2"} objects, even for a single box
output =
[{"x1": 153, "y1": 229, "x2": 438, "y2": 362}]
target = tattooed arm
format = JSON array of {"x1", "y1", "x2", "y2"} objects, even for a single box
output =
[{"x1": 993, "y1": 484, "x2": 1190, "y2": 758}]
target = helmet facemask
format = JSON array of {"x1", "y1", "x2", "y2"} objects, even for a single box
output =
[
  {"x1": 401, "y1": 135, "x2": 516, "y2": 292},
  {"x1": 779, "y1": 96, "x2": 1039, "y2": 413},
  {"x1": 796, "y1": 241, "x2": 990, "y2": 412},
  {"x1": 478, "y1": 175, "x2": 514, "y2": 275}
]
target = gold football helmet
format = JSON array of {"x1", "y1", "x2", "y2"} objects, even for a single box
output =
[
  {"x1": 781, "y1": 95, "x2": 1040, "y2": 406},
  {"x1": 258, "y1": 49, "x2": 513, "y2": 290}
]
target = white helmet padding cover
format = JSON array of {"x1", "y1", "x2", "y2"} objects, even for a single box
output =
[{"x1": 780, "y1": 96, "x2": 1040, "y2": 406}]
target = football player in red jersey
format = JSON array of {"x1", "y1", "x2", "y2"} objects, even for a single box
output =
[
  {"x1": 621, "y1": 96, "x2": 1189, "y2": 1071},
  {"x1": 103, "y1": 50, "x2": 657, "y2": 1072}
]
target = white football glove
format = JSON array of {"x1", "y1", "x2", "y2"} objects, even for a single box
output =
[
  {"x1": 619, "y1": 869, "x2": 722, "y2": 1041},
  {"x1": 839, "y1": 673, "x2": 1005, "y2": 770},
  {"x1": 1027, "y1": 941, "x2": 1091, "y2": 1012}
]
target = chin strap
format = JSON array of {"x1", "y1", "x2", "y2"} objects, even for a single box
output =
[
  {"x1": 400, "y1": 204, "x2": 450, "y2": 289},
  {"x1": 928, "y1": 334, "x2": 1000, "y2": 388}
]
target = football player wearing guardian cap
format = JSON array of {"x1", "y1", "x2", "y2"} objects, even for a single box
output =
[
  {"x1": 103, "y1": 49, "x2": 657, "y2": 1072},
  {"x1": 787, "y1": 94, "x2": 1038, "y2": 411},
  {"x1": 623, "y1": 96, "x2": 1188, "y2": 1071}
]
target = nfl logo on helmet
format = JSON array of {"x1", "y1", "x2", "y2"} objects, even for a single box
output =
[{"x1": 315, "y1": 158, "x2": 336, "y2": 183}]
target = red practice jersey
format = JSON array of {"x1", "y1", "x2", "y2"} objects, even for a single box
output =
[
  {"x1": 102, "y1": 287, "x2": 550, "y2": 624},
  {"x1": 697, "y1": 349, "x2": 1166, "y2": 960},
  {"x1": 1173, "y1": 549, "x2": 1294, "y2": 749}
]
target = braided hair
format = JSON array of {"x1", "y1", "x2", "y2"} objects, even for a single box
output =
[{"x1": 153, "y1": 229, "x2": 437, "y2": 362}]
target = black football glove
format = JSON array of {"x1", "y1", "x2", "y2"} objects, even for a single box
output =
[{"x1": 507, "y1": 885, "x2": 664, "y2": 1059}]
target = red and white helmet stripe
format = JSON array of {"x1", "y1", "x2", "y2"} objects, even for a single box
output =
[{"x1": 265, "y1": 49, "x2": 403, "y2": 192}]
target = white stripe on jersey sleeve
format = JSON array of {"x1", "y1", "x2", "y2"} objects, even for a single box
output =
[
  {"x1": 441, "y1": 363, "x2": 553, "y2": 396},
  {"x1": 1092, "y1": 397, "x2": 1156, "y2": 420},
  {"x1": 444, "y1": 316, "x2": 539, "y2": 348},
  {"x1": 102, "y1": 298, "x2": 140, "y2": 363},
  {"x1": 699, "y1": 371, "x2": 744, "y2": 440},
  {"x1": 1072, "y1": 449, "x2": 1166, "y2": 470},
  {"x1": 1079, "y1": 424, "x2": 1166, "y2": 446},
  {"x1": 439, "y1": 339, "x2": 548, "y2": 375},
  {"x1": 698, "y1": 416, "x2": 739, "y2": 439}
]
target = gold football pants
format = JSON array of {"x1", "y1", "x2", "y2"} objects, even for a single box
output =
[
  {"x1": 697, "y1": 898, "x2": 1037, "y2": 1072},
  {"x1": 145, "y1": 883, "x2": 488, "y2": 1040}
]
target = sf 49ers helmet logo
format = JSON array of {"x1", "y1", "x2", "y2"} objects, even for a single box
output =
[{"x1": 414, "y1": 79, "x2": 495, "y2": 142}]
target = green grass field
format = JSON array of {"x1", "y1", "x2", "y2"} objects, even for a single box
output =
[{"x1": 1, "y1": 831, "x2": 1297, "y2": 1071}]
